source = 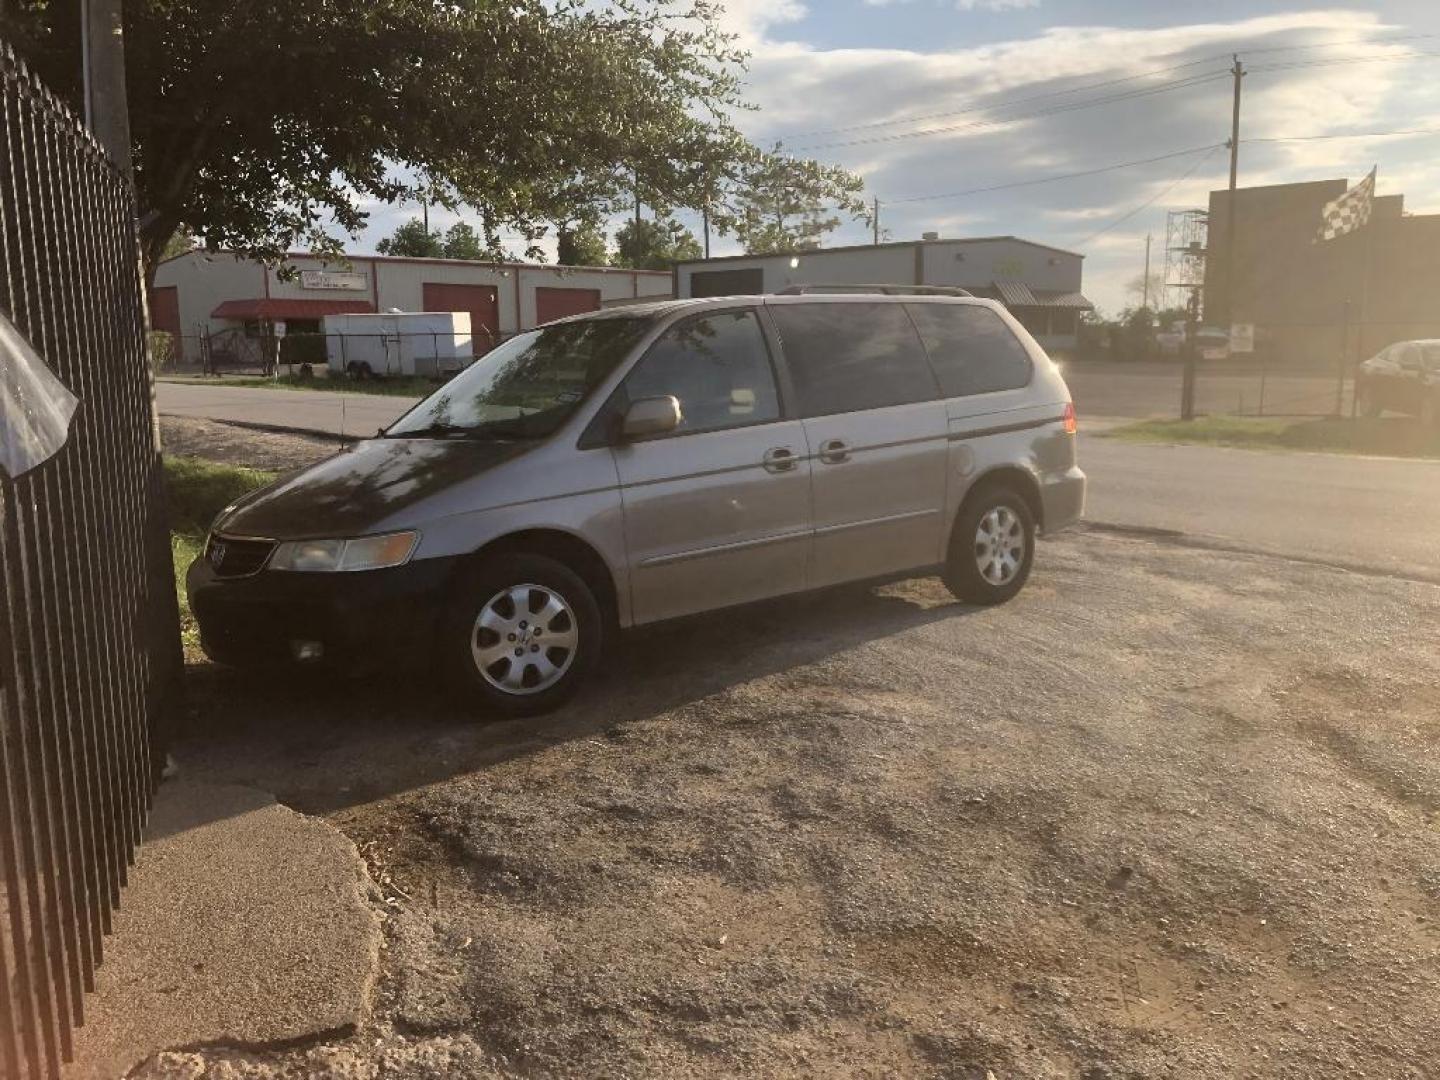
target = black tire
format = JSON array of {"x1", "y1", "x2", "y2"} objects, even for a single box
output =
[
  {"x1": 1421, "y1": 394, "x2": 1439, "y2": 429},
  {"x1": 942, "y1": 485, "x2": 1036, "y2": 606},
  {"x1": 445, "y1": 553, "x2": 602, "y2": 717},
  {"x1": 1357, "y1": 382, "x2": 1381, "y2": 418}
]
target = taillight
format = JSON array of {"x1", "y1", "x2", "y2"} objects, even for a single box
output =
[{"x1": 1063, "y1": 402, "x2": 1077, "y2": 435}]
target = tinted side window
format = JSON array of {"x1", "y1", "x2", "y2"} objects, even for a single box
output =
[
  {"x1": 769, "y1": 303, "x2": 938, "y2": 417},
  {"x1": 620, "y1": 310, "x2": 780, "y2": 435},
  {"x1": 907, "y1": 303, "x2": 1033, "y2": 397}
]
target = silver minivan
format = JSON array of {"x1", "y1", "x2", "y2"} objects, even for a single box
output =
[{"x1": 188, "y1": 295, "x2": 1085, "y2": 715}]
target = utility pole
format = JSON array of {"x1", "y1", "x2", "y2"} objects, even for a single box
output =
[
  {"x1": 82, "y1": 0, "x2": 133, "y2": 177},
  {"x1": 873, "y1": 197, "x2": 880, "y2": 246},
  {"x1": 1142, "y1": 233, "x2": 1152, "y2": 311},
  {"x1": 421, "y1": 196, "x2": 429, "y2": 237},
  {"x1": 702, "y1": 205, "x2": 711, "y2": 259},
  {"x1": 1181, "y1": 287, "x2": 1200, "y2": 420},
  {"x1": 1221, "y1": 54, "x2": 1245, "y2": 333}
]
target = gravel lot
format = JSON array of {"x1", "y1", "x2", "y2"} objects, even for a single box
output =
[{"x1": 154, "y1": 522, "x2": 1440, "y2": 1079}]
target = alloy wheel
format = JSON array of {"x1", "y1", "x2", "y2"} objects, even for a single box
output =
[
  {"x1": 974, "y1": 506, "x2": 1026, "y2": 586},
  {"x1": 471, "y1": 583, "x2": 579, "y2": 695}
]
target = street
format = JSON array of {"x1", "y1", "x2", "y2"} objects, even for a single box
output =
[{"x1": 155, "y1": 378, "x2": 1440, "y2": 580}]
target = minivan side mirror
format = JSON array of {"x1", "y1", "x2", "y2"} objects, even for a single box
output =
[{"x1": 619, "y1": 396, "x2": 682, "y2": 441}]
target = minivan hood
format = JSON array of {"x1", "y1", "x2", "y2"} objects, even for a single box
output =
[{"x1": 216, "y1": 437, "x2": 538, "y2": 539}]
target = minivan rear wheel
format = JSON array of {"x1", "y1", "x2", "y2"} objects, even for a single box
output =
[
  {"x1": 447, "y1": 553, "x2": 602, "y2": 716},
  {"x1": 942, "y1": 487, "x2": 1036, "y2": 605}
]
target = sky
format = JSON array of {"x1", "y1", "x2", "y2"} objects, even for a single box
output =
[{"x1": 354, "y1": 1, "x2": 1440, "y2": 314}]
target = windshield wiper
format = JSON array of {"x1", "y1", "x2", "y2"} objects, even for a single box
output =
[
  {"x1": 383, "y1": 422, "x2": 541, "y2": 441},
  {"x1": 383, "y1": 422, "x2": 476, "y2": 439}
]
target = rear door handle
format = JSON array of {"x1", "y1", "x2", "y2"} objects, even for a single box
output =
[
  {"x1": 818, "y1": 438, "x2": 850, "y2": 464},
  {"x1": 762, "y1": 446, "x2": 797, "y2": 473}
]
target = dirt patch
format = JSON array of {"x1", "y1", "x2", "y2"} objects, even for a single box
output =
[{"x1": 160, "y1": 533, "x2": 1440, "y2": 1078}]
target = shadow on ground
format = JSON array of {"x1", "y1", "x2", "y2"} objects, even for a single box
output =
[{"x1": 172, "y1": 576, "x2": 973, "y2": 825}]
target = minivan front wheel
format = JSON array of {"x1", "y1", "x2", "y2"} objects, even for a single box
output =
[
  {"x1": 447, "y1": 553, "x2": 601, "y2": 716},
  {"x1": 943, "y1": 487, "x2": 1036, "y2": 605}
]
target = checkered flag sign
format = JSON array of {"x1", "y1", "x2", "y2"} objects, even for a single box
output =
[{"x1": 1316, "y1": 167, "x2": 1377, "y2": 241}]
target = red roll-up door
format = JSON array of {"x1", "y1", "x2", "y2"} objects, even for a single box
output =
[
  {"x1": 149, "y1": 285, "x2": 184, "y2": 361},
  {"x1": 422, "y1": 282, "x2": 500, "y2": 352},
  {"x1": 535, "y1": 286, "x2": 601, "y2": 324}
]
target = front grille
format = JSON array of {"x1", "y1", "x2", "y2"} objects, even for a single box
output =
[{"x1": 205, "y1": 533, "x2": 276, "y2": 578}]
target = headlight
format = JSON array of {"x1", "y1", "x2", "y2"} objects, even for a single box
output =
[{"x1": 269, "y1": 531, "x2": 418, "y2": 573}]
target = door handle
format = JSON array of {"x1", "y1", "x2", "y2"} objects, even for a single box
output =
[
  {"x1": 818, "y1": 438, "x2": 850, "y2": 464},
  {"x1": 762, "y1": 446, "x2": 797, "y2": 473}
]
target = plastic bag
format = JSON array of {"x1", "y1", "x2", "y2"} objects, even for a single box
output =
[{"x1": 0, "y1": 310, "x2": 77, "y2": 479}]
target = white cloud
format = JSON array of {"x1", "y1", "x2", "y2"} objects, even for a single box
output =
[
  {"x1": 714, "y1": 7, "x2": 1438, "y2": 312},
  {"x1": 955, "y1": 0, "x2": 1040, "y2": 10}
]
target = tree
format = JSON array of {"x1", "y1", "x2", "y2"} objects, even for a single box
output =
[
  {"x1": 613, "y1": 217, "x2": 702, "y2": 271},
  {"x1": 731, "y1": 145, "x2": 868, "y2": 255},
  {"x1": 376, "y1": 218, "x2": 443, "y2": 258},
  {"x1": 0, "y1": 1, "x2": 773, "y2": 277},
  {"x1": 160, "y1": 226, "x2": 197, "y2": 261},
  {"x1": 556, "y1": 220, "x2": 609, "y2": 267},
  {"x1": 440, "y1": 221, "x2": 491, "y2": 261},
  {"x1": 1125, "y1": 271, "x2": 1166, "y2": 310}
]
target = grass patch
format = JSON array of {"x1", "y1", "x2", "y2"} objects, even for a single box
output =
[
  {"x1": 160, "y1": 373, "x2": 438, "y2": 398},
  {"x1": 1105, "y1": 415, "x2": 1440, "y2": 460},
  {"x1": 165, "y1": 456, "x2": 277, "y2": 649}
]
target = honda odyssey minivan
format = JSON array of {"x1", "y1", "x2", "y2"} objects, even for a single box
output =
[{"x1": 188, "y1": 294, "x2": 1085, "y2": 715}]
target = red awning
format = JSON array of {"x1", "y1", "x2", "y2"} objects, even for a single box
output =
[{"x1": 210, "y1": 298, "x2": 374, "y2": 320}]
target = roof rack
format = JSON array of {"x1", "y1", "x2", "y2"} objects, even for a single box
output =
[{"x1": 773, "y1": 283, "x2": 973, "y2": 298}]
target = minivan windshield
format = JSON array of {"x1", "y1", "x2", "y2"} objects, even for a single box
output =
[{"x1": 385, "y1": 316, "x2": 652, "y2": 439}]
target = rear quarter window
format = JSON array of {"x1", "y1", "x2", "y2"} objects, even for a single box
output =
[
  {"x1": 768, "y1": 302, "x2": 938, "y2": 417},
  {"x1": 906, "y1": 303, "x2": 1033, "y2": 397}
]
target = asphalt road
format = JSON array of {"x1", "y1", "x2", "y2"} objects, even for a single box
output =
[
  {"x1": 157, "y1": 380, "x2": 415, "y2": 439},
  {"x1": 1079, "y1": 432, "x2": 1440, "y2": 582},
  {"x1": 155, "y1": 378, "x2": 1440, "y2": 579},
  {"x1": 1063, "y1": 360, "x2": 1349, "y2": 419}
]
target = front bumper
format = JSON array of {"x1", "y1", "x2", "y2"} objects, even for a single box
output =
[{"x1": 186, "y1": 552, "x2": 458, "y2": 672}]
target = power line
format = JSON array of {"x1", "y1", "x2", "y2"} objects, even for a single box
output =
[
  {"x1": 1248, "y1": 50, "x2": 1440, "y2": 74},
  {"x1": 790, "y1": 73, "x2": 1230, "y2": 153},
  {"x1": 1245, "y1": 127, "x2": 1440, "y2": 143},
  {"x1": 772, "y1": 33, "x2": 1440, "y2": 144},
  {"x1": 777, "y1": 55, "x2": 1233, "y2": 141},
  {"x1": 883, "y1": 142, "x2": 1225, "y2": 205},
  {"x1": 1075, "y1": 145, "x2": 1224, "y2": 246}
]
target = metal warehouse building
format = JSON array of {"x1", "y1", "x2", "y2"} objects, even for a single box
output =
[
  {"x1": 151, "y1": 251, "x2": 673, "y2": 363},
  {"x1": 674, "y1": 235, "x2": 1092, "y2": 352}
]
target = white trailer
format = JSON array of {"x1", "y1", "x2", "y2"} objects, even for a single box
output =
[{"x1": 321, "y1": 311, "x2": 473, "y2": 378}]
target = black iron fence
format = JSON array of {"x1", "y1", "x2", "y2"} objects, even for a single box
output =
[{"x1": 0, "y1": 43, "x2": 180, "y2": 1080}]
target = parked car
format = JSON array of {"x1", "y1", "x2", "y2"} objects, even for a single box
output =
[
  {"x1": 1154, "y1": 325, "x2": 1230, "y2": 360},
  {"x1": 1356, "y1": 339, "x2": 1440, "y2": 425},
  {"x1": 188, "y1": 295, "x2": 1086, "y2": 715}
]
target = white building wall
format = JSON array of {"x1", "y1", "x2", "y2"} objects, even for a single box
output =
[
  {"x1": 920, "y1": 239, "x2": 1082, "y2": 293},
  {"x1": 675, "y1": 238, "x2": 1084, "y2": 298},
  {"x1": 153, "y1": 251, "x2": 671, "y2": 340}
]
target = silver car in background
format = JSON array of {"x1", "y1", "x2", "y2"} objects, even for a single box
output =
[{"x1": 189, "y1": 294, "x2": 1085, "y2": 715}]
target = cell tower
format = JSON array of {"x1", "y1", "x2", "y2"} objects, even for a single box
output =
[{"x1": 1163, "y1": 209, "x2": 1208, "y2": 312}]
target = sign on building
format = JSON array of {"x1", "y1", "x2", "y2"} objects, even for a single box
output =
[
  {"x1": 301, "y1": 270, "x2": 368, "y2": 291},
  {"x1": 1229, "y1": 323, "x2": 1255, "y2": 354}
]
